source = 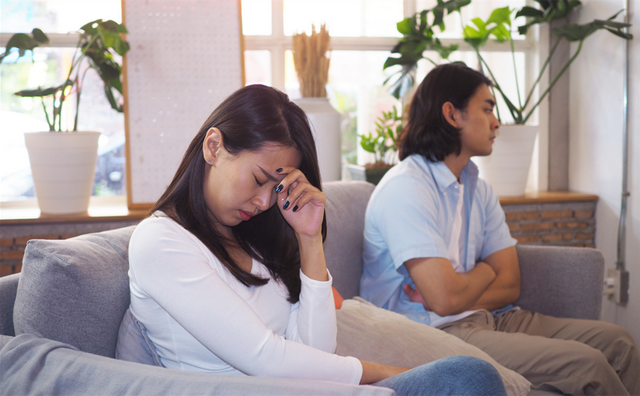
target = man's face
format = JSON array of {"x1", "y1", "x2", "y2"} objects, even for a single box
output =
[{"x1": 455, "y1": 84, "x2": 500, "y2": 158}]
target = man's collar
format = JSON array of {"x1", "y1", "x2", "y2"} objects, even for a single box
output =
[{"x1": 417, "y1": 155, "x2": 479, "y2": 192}]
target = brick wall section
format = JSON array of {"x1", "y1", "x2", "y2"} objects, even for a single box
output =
[
  {"x1": 0, "y1": 219, "x2": 140, "y2": 277},
  {"x1": 501, "y1": 200, "x2": 597, "y2": 248}
]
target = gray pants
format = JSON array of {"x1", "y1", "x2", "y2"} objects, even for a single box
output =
[{"x1": 438, "y1": 309, "x2": 639, "y2": 395}]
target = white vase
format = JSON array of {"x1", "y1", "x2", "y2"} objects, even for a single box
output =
[
  {"x1": 294, "y1": 98, "x2": 341, "y2": 182},
  {"x1": 24, "y1": 131, "x2": 101, "y2": 214},
  {"x1": 472, "y1": 125, "x2": 537, "y2": 197}
]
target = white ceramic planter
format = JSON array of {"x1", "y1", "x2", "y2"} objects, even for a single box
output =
[
  {"x1": 472, "y1": 125, "x2": 537, "y2": 197},
  {"x1": 294, "y1": 98, "x2": 341, "y2": 182},
  {"x1": 24, "y1": 131, "x2": 101, "y2": 214}
]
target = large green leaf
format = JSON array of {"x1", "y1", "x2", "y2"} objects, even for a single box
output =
[
  {"x1": 552, "y1": 14, "x2": 632, "y2": 42},
  {"x1": 0, "y1": 29, "x2": 50, "y2": 63},
  {"x1": 14, "y1": 80, "x2": 71, "y2": 98}
]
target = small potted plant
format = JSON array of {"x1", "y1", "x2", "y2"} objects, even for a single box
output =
[
  {"x1": 348, "y1": 106, "x2": 402, "y2": 185},
  {"x1": 1, "y1": 20, "x2": 130, "y2": 214}
]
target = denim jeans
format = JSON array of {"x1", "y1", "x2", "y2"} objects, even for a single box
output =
[{"x1": 373, "y1": 356, "x2": 507, "y2": 396}]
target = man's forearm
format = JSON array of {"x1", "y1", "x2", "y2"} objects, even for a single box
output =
[
  {"x1": 470, "y1": 261, "x2": 520, "y2": 311},
  {"x1": 409, "y1": 259, "x2": 496, "y2": 317}
]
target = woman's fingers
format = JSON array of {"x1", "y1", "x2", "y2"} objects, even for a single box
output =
[{"x1": 275, "y1": 168, "x2": 322, "y2": 212}]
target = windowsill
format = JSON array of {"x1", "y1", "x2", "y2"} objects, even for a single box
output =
[
  {"x1": 0, "y1": 190, "x2": 598, "y2": 225},
  {"x1": 498, "y1": 191, "x2": 599, "y2": 205},
  {"x1": 0, "y1": 196, "x2": 149, "y2": 225}
]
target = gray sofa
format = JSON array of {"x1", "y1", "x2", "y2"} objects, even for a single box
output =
[{"x1": 0, "y1": 181, "x2": 605, "y2": 395}]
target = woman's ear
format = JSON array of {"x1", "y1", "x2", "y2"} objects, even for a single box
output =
[
  {"x1": 442, "y1": 102, "x2": 459, "y2": 128},
  {"x1": 203, "y1": 127, "x2": 223, "y2": 165}
]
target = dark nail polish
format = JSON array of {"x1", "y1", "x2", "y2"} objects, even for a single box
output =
[
  {"x1": 292, "y1": 205, "x2": 299, "y2": 212},
  {"x1": 275, "y1": 184, "x2": 283, "y2": 193},
  {"x1": 276, "y1": 168, "x2": 283, "y2": 173},
  {"x1": 283, "y1": 200, "x2": 290, "y2": 210}
]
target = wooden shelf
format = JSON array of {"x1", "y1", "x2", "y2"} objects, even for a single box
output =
[
  {"x1": 499, "y1": 191, "x2": 598, "y2": 205},
  {"x1": 1, "y1": 191, "x2": 598, "y2": 225},
  {"x1": 0, "y1": 202, "x2": 148, "y2": 225}
]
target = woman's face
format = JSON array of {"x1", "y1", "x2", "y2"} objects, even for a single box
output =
[{"x1": 202, "y1": 128, "x2": 302, "y2": 237}]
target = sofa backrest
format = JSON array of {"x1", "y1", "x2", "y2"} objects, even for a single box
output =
[
  {"x1": 323, "y1": 181, "x2": 375, "y2": 299},
  {"x1": 13, "y1": 181, "x2": 375, "y2": 358}
]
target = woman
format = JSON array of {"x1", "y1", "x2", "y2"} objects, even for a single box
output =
[{"x1": 120, "y1": 84, "x2": 507, "y2": 395}]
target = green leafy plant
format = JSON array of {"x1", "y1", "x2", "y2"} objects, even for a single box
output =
[
  {"x1": 383, "y1": 0, "x2": 471, "y2": 99},
  {"x1": 384, "y1": 0, "x2": 633, "y2": 125},
  {"x1": 360, "y1": 106, "x2": 403, "y2": 168},
  {"x1": 0, "y1": 28, "x2": 49, "y2": 63},
  {"x1": 1, "y1": 20, "x2": 130, "y2": 131},
  {"x1": 463, "y1": 0, "x2": 632, "y2": 124}
]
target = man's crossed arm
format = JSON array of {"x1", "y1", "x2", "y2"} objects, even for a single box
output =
[{"x1": 403, "y1": 246, "x2": 521, "y2": 317}]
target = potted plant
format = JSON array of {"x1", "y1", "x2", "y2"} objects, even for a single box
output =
[
  {"x1": 383, "y1": 0, "x2": 632, "y2": 195},
  {"x1": 1, "y1": 20, "x2": 130, "y2": 214},
  {"x1": 348, "y1": 106, "x2": 402, "y2": 185}
]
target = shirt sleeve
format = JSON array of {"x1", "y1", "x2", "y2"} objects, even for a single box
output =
[
  {"x1": 370, "y1": 174, "x2": 449, "y2": 270},
  {"x1": 128, "y1": 217, "x2": 362, "y2": 384},
  {"x1": 478, "y1": 181, "x2": 518, "y2": 259},
  {"x1": 285, "y1": 270, "x2": 338, "y2": 353}
]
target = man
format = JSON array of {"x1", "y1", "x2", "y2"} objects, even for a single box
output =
[{"x1": 360, "y1": 63, "x2": 639, "y2": 395}]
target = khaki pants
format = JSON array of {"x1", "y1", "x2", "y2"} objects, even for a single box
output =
[{"x1": 438, "y1": 309, "x2": 640, "y2": 395}]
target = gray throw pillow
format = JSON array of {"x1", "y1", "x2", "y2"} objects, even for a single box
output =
[
  {"x1": 336, "y1": 298, "x2": 532, "y2": 396},
  {"x1": 13, "y1": 226, "x2": 135, "y2": 358}
]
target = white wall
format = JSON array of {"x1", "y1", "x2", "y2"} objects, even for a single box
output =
[{"x1": 569, "y1": 0, "x2": 640, "y2": 345}]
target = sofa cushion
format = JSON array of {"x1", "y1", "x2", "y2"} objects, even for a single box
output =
[
  {"x1": 0, "y1": 273, "x2": 19, "y2": 336},
  {"x1": 336, "y1": 298, "x2": 532, "y2": 396},
  {"x1": 14, "y1": 226, "x2": 136, "y2": 358},
  {"x1": 323, "y1": 181, "x2": 375, "y2": 299},
  {"x1": 116, "y1": 308, "x2": 164, "y2": 366}
]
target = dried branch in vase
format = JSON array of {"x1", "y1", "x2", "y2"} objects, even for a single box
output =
[{"x1": 292, "y1": 24, "x2": 331, "y2": 98}]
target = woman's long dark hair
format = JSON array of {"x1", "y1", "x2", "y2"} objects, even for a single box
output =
[
  {"x1": 399, "y1": 63, "x2": 493, "y2": 162},
  {"x1": 151, "y1": 84, "x2": 325, "y2": 303}
]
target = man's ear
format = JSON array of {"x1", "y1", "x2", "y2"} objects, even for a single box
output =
[
  {"x1": 203, "y1": 127, "x2": 223, "y2": 165},
  {"x1": 442, "y1": 102, "x2": 459, "y2": 128}
]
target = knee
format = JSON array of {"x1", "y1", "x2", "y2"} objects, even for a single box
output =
[{"x1": 436, "y1": 356, "x2": 503, "y2": 382}]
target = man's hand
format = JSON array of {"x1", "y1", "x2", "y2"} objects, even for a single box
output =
[{"x1": 403, "y1": 284, "x2": 431, "y2": 311}]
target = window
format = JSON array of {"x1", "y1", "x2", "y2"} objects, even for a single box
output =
[
  {"x1": 0, "y1": 0, "x2": 126, "y2": 202},
  {"x1": 242, "y1": 0, "x2": 537, "y2": 170}
]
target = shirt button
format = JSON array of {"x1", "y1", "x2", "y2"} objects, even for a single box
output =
[{"x1": 421, "y1": 316, "x2": 426, "y2": 321}]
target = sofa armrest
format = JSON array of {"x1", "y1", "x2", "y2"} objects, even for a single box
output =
[
  {"x1": 0, "y1": 334, "x2": 393, "y2": 396},
  {"x1": 515, "y1": 245, "x2": 604, "y2": 320},
  {"x1": 0, "y1": 273, "x2": 20, "y2": 336}
]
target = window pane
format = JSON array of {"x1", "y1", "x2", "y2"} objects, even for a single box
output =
[
  {"x1": 415, "y1": 0, "x2": 527, "y2": 40},
  {"x1": 1, "y1": 0, "x2": 122, "y2": 33},
  {"x1": 244, "y1": 50, "x2": 271, "y2": 86},
  {"x1": 285, "y1": 50, "x2": 400, "y2": 169},
  {"x1": 242, "y1": 0, "x2": 272, "y2": 35},
  {"x1": 0, "y1": 47, "x2": 126, "y2": 201},
  {"x1": 284, "y1": 0, "x2": 403, "y2": 37}
]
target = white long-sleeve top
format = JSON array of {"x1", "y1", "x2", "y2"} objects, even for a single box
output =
[{"x1": 128, "y1": 213, "x2": 362, "y2": 384}]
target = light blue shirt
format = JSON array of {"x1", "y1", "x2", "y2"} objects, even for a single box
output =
[{"x1": 360, "y1": 154, "x2": 517, "y2": 326}]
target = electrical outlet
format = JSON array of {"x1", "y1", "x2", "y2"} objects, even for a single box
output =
[{"x1": 604, "y1": 269, "x2": 630, "y2": 304}]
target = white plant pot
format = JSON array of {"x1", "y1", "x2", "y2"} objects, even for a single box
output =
[
  {"x1": 473, "y1": 125, "x2": 537, "y2": 197},
  {"x1": 294, "y1": 98, "x2": 341, "y2": 182},
  {"x1": 24, "y1": 131, "x2": 101, "y2": 214}
]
